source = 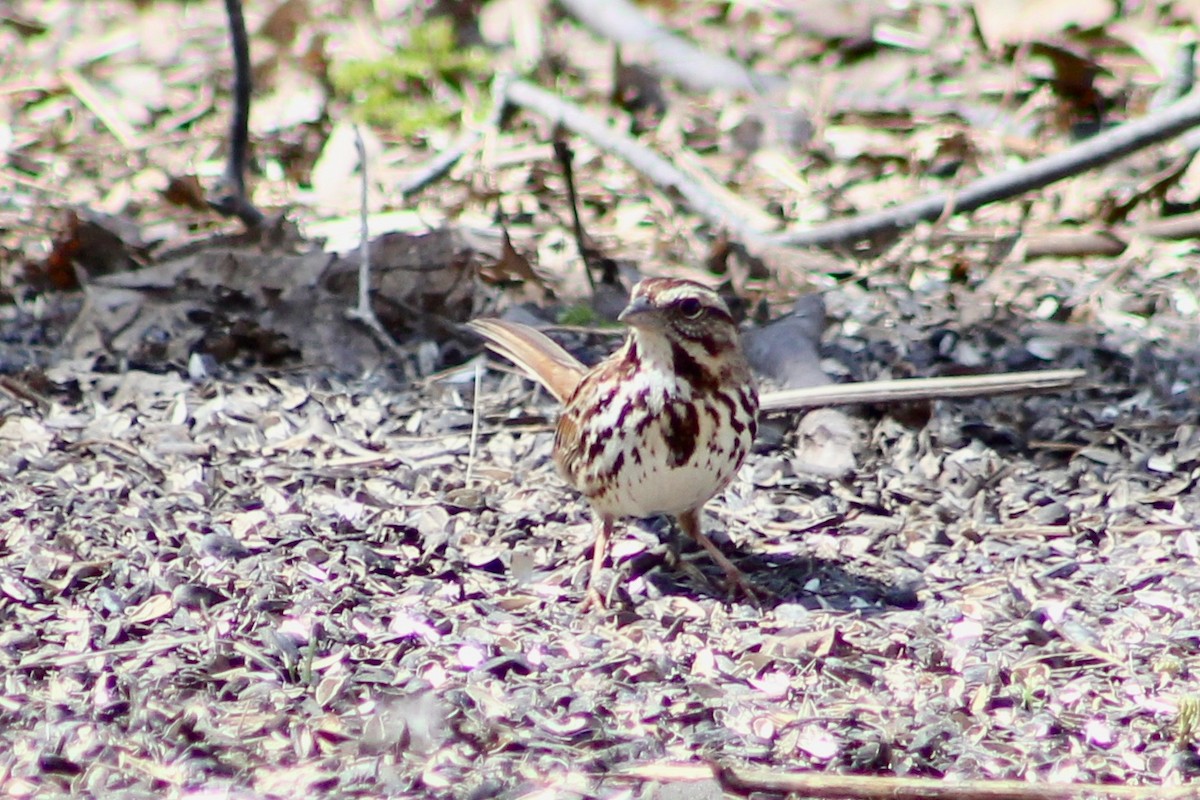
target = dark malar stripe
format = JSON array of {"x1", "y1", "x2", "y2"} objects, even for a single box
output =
[{"x1": 669, "y1": 341, "x2": 719, "y2": 393}]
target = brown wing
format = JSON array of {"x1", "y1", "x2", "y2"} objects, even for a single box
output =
[
  {"x1": 550, "y1": 342, "x2": 638, "y2": 498},
  {"x1": 466, "y1": 318, "x2": 587, "y2": 404}
]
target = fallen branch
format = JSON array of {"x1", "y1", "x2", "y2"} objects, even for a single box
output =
[
  {"x1": 766, "y1": 89, "x2": 1200, "y2": 250},
  {"x1": 506, "y1": 72, "x2": 1200, "y2": 252}
]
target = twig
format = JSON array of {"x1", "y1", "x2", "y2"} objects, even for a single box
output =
[
  {"x1": 718, "y1": 764, "x2": 1200, "y2": 799},
  {"x1": 345, "y1": 125, "x2": 405, "y2": 357},
  {"x1": 554, "y1": 139, "x2": 589, "y2": 280},
  {"x1": 506, "y1": 78, "x2": 763, "y2": 243},
  {"x1": 59, "y1": 67, "x2": 139, "y2": 150},
  {"x1": 616, "y1": 762, "x2": 1196, "y2": 799},
  {"x1": 0, "y1": 375, "x2": 51, "y2": 413},
  {"x1": 466, "y1": 358, "x2": 483, "y2": 486},
  {"x1": 758, "y1": 369, "x2": 1086, "y2": 413},
  {"x1": 19, "y1": 634, "x2": 207, "y2": 669},
  {"x1": 209, "y1": 0, "x2": 264, "y2": 228},
  {"x1": 553, "y1": 138, "x2": 621, "y2": 290},
  {"x1": 1021, "y1": 229, "x2": 1126, "y2": 258},
  {"x1": 354, "y1": 126, "x2": 372, "y2": 319}
]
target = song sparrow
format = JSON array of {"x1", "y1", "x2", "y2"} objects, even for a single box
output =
[{"x1": 468, "y1": 278, "x2": 760, "y2": 606}]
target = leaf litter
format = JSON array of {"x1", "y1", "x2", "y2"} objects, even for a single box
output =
[{"x1": 1, "y1": 1, "x2": 1200, "y2": 798}]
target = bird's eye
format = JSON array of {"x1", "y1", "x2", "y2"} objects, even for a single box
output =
[{"x1": 678, "y1": 297, "x2": 704, "y2": 318}]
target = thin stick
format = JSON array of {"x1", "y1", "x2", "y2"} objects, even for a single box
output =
[
  {"x1": 719, "y1": 764, "x2": 1200, "y2": 800},
  {"x1": 758, "y1": 369, "x2": 1086, "y2": 412},
  {"x1": 466, "y1": 358, "x2": 483, "y2": 486},
  {"x1": 59, "y1": 67, "x2": 139, "y2": 149},
  {"x1": 20, "y1": 634, "x2": 207, "y2": 668},
  {"x1": 345, "y1": 125, "x2": 405, "y2": 357},
  {"x1": 616, "y1": 762, "x2": 1197, "y2": 799},
  {"x1": 553, "y1": 138, "x2": 620, "y2": 290},
  {"x1": 506, "y1": 79, "x2": 760, "y2": 243},
  {"x1": 210, "y1": 0, "x2": 263, "y2": 227},
  {"x1": 355, "y1": 125, "x2": 371, "y2": 319}
]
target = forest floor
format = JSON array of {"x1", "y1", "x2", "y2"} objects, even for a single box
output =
[{"x1": 1, "y1": 1, "x2": 1199, "y2": 798}]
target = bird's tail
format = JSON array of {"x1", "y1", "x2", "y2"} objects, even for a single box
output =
[{"x1": 466, "y1": 318, "x2": 587, "y2": 404}]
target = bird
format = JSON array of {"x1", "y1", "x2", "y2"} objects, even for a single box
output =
[{"x1": 467, "y1": 277, "x2": 760, "y2": 607}]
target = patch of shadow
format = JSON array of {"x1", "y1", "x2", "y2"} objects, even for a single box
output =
[{"x1": 629, "y1": 518, "x2": 922, "y2": 613}]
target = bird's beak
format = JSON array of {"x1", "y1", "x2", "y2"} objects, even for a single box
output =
[{"x1": 618, "y1": 296, "x2": 656, "y2": 328}]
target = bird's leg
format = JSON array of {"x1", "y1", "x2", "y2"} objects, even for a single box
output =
[
  {"x1": 676, "y1": 508, "x2": 760, "y2": 606},
  {"x1": 578, "y1": 513, "x2": 614, "y2": 611}
]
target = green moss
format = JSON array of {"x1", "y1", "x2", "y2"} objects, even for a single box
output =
[
  {"x1": 329, "y1": 18, "x2": 490, "y2": 135},
  {"x1": 557, "y1": 304, "x2": 600, "y2": 327}
]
